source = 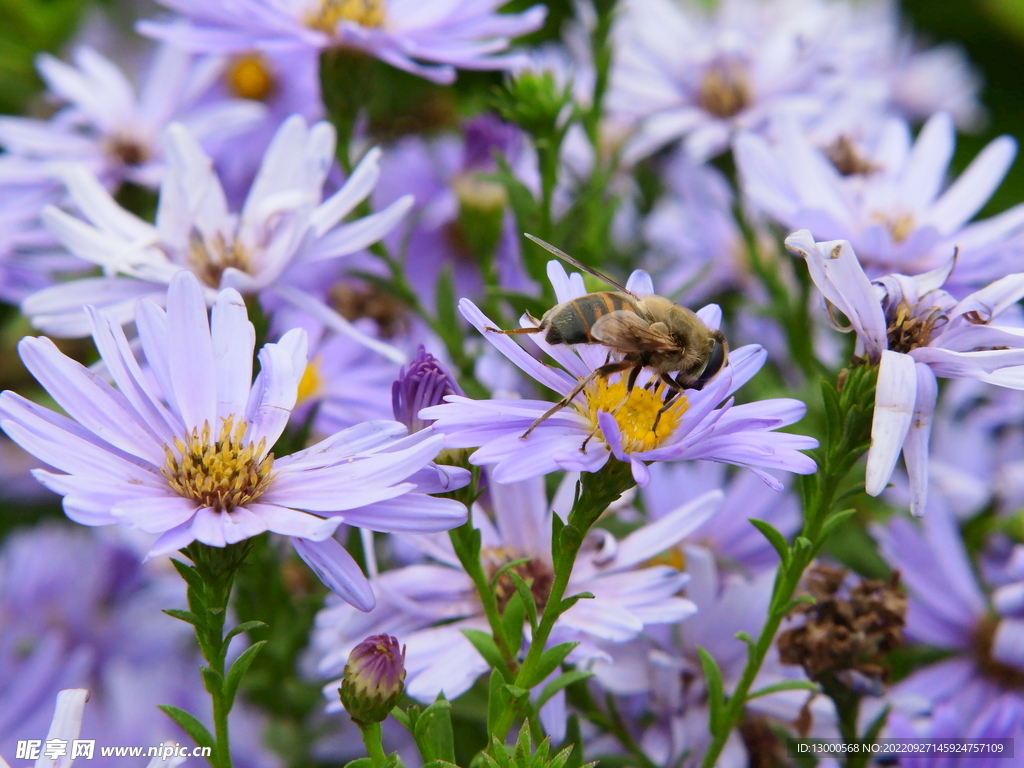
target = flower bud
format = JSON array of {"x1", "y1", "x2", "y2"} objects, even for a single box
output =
[
  {"x1": 392, "y1": 346, "x2": 464, "y2": 433},
  {"x1": 339, "y1": 634, "x2": 407, "y2": 724}
]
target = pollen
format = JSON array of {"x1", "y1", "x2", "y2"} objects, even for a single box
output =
[
  {"x1": 583, "y1": 378, "x2": 688, "y2": 454},
  {"x1": 227, "y1": 54, "x2": 276, "y2": 101},
  {"x1": 297, "y1": 355, "x2": 325, "y2": 405},
  {"x1": 306, "y1": 0, "x2": 386, "y2": 33},
  {"x1": 162, "y1": 417, "x2": 275, "y2": 512}
]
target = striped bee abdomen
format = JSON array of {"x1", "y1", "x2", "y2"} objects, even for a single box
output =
[{"x1": 543, "y1": 292, "x2": 634, "y2": 345}]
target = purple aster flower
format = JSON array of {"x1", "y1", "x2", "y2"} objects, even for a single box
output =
[
  {"x1": 0, "y1": 188, "x2": 80, "y2": 306},
  {"x1": 140, "y1": 0, "x2": 546, "y2": 85},
  {"x1": 421, "y1": 261, "x2": 818, "y2": 487},
  {"x1": 291, "y1": 329, "x2": 400, "y2": 437},
  {"x1": 0, "y1": 271, "x2": 468, "y2": 610},
  {"x1": 23, "y1": 115, "x2": 412, "y2": 362},
  {"x1": 888, "y1": 696, "x2": 1023, "y2": 768},
  {"x1": 641, "y1": 154, "x2": 752, "y2": 303},
  {"x1": 392, "y1": 346, "x2": 464, "y2": 434},
  {"x1": 0, "y1": 42, "x2": 264, "y2": 191},
  {"x1": 738, "y1": 113, "x2": 1024, "y2": 284},
  {"x1": 371, "y1": 116, "x2": 534, "y2": 308},
  {"x1": 0, "y1": 525, "x2": 277, "y2": 768},
  {"x1": 313, "y1": 473, "x2": 718, "y2": 741},
  {"x1": 786, "y1": 229, "x2": 1024, "y2": 516},
  {"x1": 203, "y1": 47, "x2": 325, "y2": 205},
  {"x1": 590, "y1": 547, "x2": 835, "y2": 767},
  {"x1": 607, "y1": 0, "x2": 846, "y2": 163},
  {"x1": 641, "y1": 461, "x2": 800, "y2": 574},
  {"x1": 872, "y1": 503, "x2": 1024, "y2": 724}
]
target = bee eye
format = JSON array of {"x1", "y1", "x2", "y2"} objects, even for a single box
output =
[{"x1": 696, "y1": 338, "x2": 727, "y2": 386}]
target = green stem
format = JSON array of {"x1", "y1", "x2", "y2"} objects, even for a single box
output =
[
  {"x1": 359, "y1": 721, "x2": 388, "y2": 768},
  {"x1": 699, "y1": 366, "x2": 877, "y2": 768},
  {"x1": 183, "y1": 541, "x2": 255, "y2": 768},
  {"x1": 516, "y1": 461, "x2": 634, "y2": 688},
  {"x1": 450, "y1": 519, "x2": 520, "y2": 675}
]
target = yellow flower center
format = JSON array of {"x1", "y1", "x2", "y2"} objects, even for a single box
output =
[
  {"x1": 306, "y1": 0, "x2": 386, "y2": 33},
  {"x1": 582, "y1": 378, "x2": 688, "y2": 454},
  {"x1": 296, "y1": 355, "x2": 325, "y2": 405},
  {"x1": 227, "y1": 54, "x2": 276, "y2": 101},
  {"x1": 162, "y1": 417, "x2": 275, "y2": 512},
  {"x1": 871, "y1": 211, "x2": 915, "y2": 245},
  {"x1": 645, "y1": 545, "x2": 687, "y2": 571}
]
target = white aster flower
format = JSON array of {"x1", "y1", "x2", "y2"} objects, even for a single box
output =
[
  {"x1": 313, "y1": 473, "x2": 719, "y2": 741},
  {"x1": 786, "y1": 229, "x2": 1024, "y2": 517},
  {"x1": 737, "y1": 112, "x2": 1024, "y2": 285},
  {"x1": 608, "y1": 0, "x2": 846, "y2": 163},
  {"x1": 0, "y1": 42, "x2": 263, "y2": 191},
  {"x1": 0, "y1": 271, "x2": 468, "y2": 609},
  {"x1": 23, "y1": 114, "x2": 412, "y2": 361}
]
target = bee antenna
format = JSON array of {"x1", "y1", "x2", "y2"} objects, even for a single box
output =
[{"x1": 523, "y1": 233, "x2": 636, "y2": 297}]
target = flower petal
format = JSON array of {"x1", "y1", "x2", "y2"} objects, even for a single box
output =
[
  {"x1": 293, "y1": 536, "x2": 375, "y2": 611},
  {"x1": 903, "y1": 364, "x2": 938, "y2": 517},
  {"x1": 865, "y1": 351, "x2": 918, "y2": 497}
]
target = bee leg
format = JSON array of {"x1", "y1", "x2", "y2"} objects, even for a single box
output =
[
  {"x1": 653, "y1": 378, "x2": 683, "y2": 431},
  {"x1": 485, "y1": 325, "x2": 542, "y2": 335},
  {"x1": 579, "y1": 426, "x2": 601, "y2": 453},
  {"x1": 521, "y1": 370, "x2": 601, "y2": 439},
  {"x1": 520, "y1": 360, "x2": 634, "y2": 439},
  {"x1": 626, "y1": 364, "x2": 643, "y2": 392}
]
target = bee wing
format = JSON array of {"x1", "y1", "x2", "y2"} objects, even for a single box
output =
[{"x1": 590, "y1": 311, "x2": 678, "y2": 352}]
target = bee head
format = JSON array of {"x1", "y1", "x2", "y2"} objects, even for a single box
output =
[{"x1": 693, "y1": 332, "x2": 728, "y2": 390}]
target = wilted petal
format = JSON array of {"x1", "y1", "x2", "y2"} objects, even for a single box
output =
[{"x1": 865, "y1": 351, "x2": 918, "y2": 497}]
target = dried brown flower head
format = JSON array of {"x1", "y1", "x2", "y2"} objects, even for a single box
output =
[{"x1": 777, "y1": 563, "x2": 907, "y2": 693}]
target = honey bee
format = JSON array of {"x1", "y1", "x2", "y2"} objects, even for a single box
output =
[{"x1": 490, "y1": 235, "x2": 729, "y2": 437}]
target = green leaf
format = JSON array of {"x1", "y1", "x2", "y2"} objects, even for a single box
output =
[
  {"x1": 201, "y1": 667, "x2": 222, "y2": 697},
  {"x1": 794, "y1": 536, "x2": 813, "y2": 551},
  {"x1": 157, "y1": 705, "x2": 215, "y2": 751},
  {"x1": 697, "y1": 648, "x2": 725, "y2": 735},
  {"x1": 421, "y1": 762, "x2": 460, "y2": 768},
  {"x1": 413, "y1": 695, "x2": 456, "y2": 764},
  {"x1": 527, "y1": 642, "x2": 580, "y2": 688},
  {"x1": 169, "y1": 557, "x2": 204, "y2": 592},
  {"x1": 162, "y1": 608, "x2": 201, "y2": 627},
  {"x1": 820, "y1": 508, "x2": 858, "y2": 538},
  {"x1": 503, "y1": 684, "x2": 529, "y2": 701},
  {"x1": 558, "y1": 592, "x2": 594, "y2": 614},
  {"x1": 224, "y1": 640, "x2": 267, "y2": 710},
  {"x1": 748, "y1": 519, "x2": 791, "y2": 566},
  {"x1": 225, "y1": 620, "x2": 268, "y2": 642},
  {"x1": 747, "y1": 680, "x2": 819, "y2": 700},
  {"x1": 434, "y1": 268, "x2": 464, "y2": 354},
  {"x1": 390, "y1": 705, "x2": 413, "y2": 731},
  {"x1": 508, "y1": 571, "x2": 539, "y2": 632},
  {"x1": 461, "y1": 629, "x2": 508, "y2": 676},
  {"x1": 734, "y1": 631, "x2": 755, "y2": 646},
  {"x1": 490, "y1": 558, "x2": 533, "y2": 588},
  {"x1": 555, "y1": 524, "x2": 583, "y2": 571},
  {"x1": 487, "y1": 669, "x2": 509, "y2": 737},
  {"x1": 784, "y1": 595, "x2": 817, "y2": 614},
  {"x1": 501, "y1": 589, "x2": 527, "y2": 655},
  {"x1": 536, "y1": 670, "x2": 594, "y2": 709},
  {"x1": 343, "y1": 759, "x2": 375, "y2": 768}
]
